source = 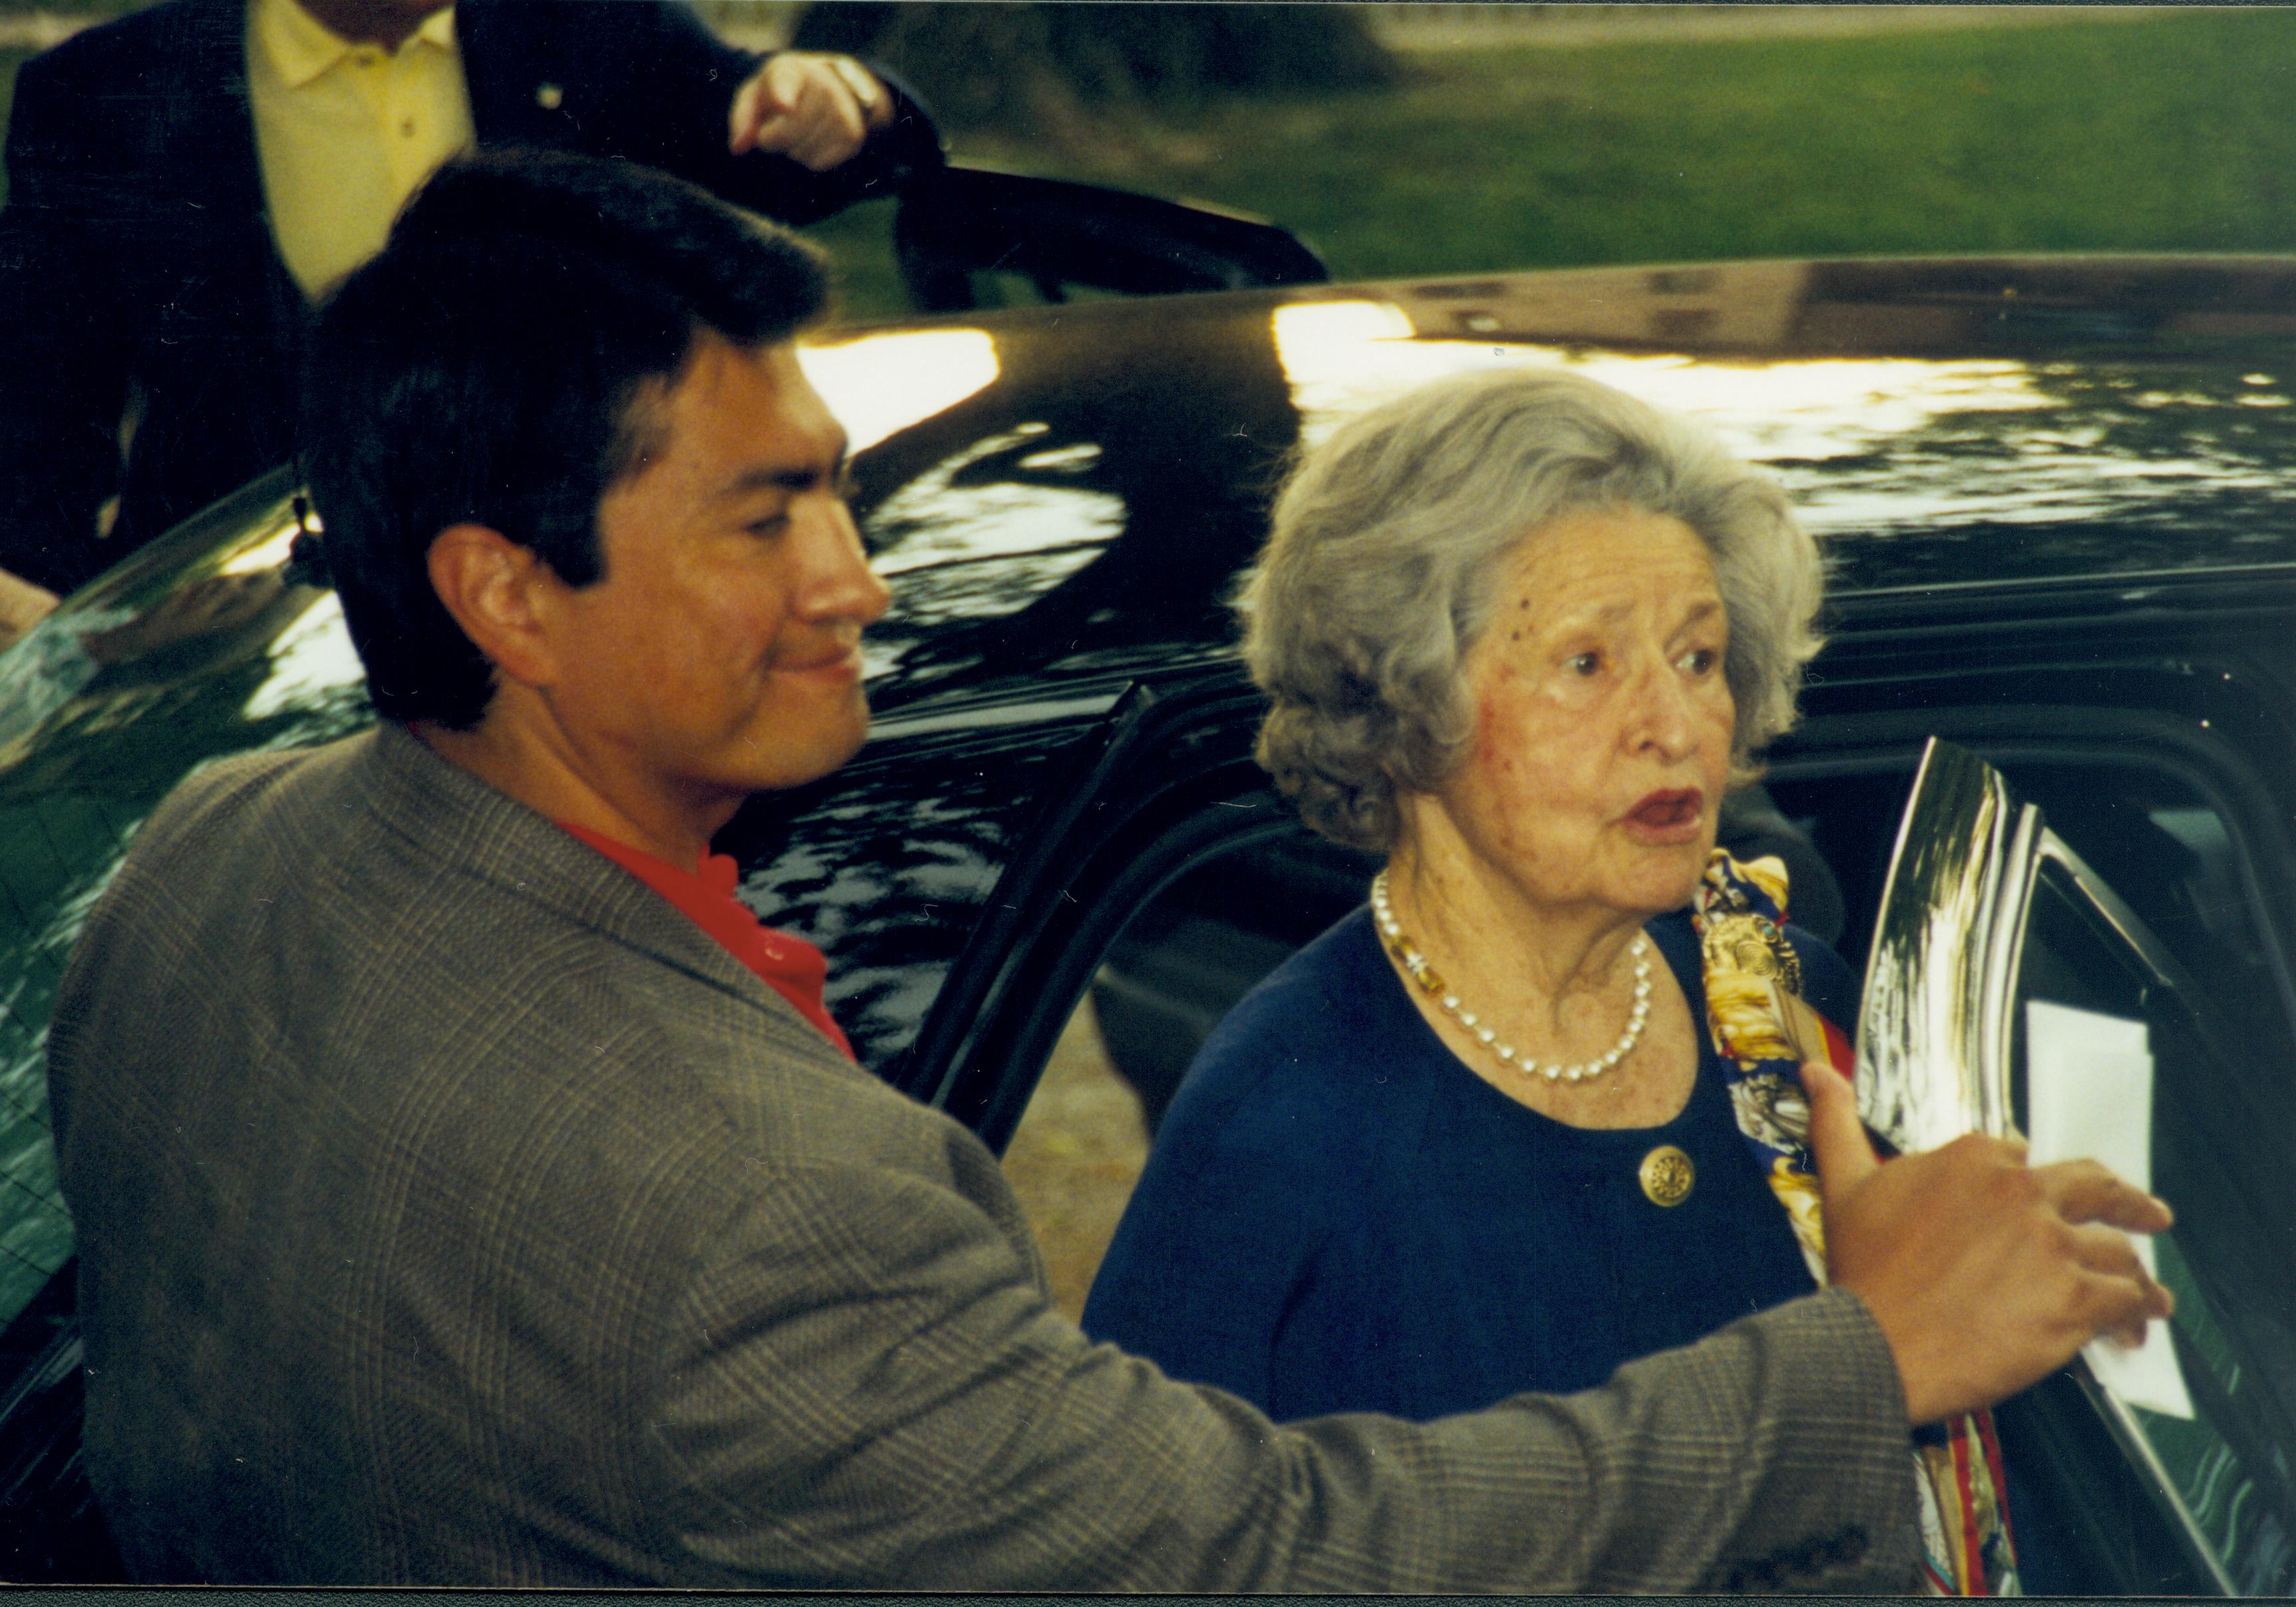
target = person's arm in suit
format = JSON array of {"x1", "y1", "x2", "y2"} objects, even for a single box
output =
[
  {"x1": 645, "y1": 1154, "x2": 1919, "y2": 1592},
  {"x1": 0, "y1": 40, "x2": 138, "y2": 599},
  {"x1": 460, "y1": 1, "x2": 941, "y2": 229}
]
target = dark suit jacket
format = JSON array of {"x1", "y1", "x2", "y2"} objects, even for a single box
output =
[
  {"x1": 46, "y1": 722, "x2": 1921, "y2": 1588},
  {"x1": 0, "y1": 0, "x2": 937, "y2": 595}
]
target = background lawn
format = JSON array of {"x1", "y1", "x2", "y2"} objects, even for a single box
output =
[
  {"x1": 5, "y1": 5, "x2": 2294, "y2": 321},
  {"x1": 803, "y1": 7, "x2": 2296, "y2": 317}
]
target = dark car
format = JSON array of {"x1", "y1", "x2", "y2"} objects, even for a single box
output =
[{"x1": 3, "y1": 239, "x2": 2295, "y2": 1590}]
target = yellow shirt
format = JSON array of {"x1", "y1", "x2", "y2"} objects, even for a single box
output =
[{"x1": 246, "y1": 0, "x2": 475, "y2": 300}]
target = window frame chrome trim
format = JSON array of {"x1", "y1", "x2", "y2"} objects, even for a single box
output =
[{"x1": 1857, "y1": 736, "x2": 2239, "y2": 1594}]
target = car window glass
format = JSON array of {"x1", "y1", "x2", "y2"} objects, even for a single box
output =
[
  {"x1": 2009, "y1": 845, "x2": 2296, "y2": 1594},
  {"x1": 1826, "y1": 741, "x2": 2296, "y2": 1592}
]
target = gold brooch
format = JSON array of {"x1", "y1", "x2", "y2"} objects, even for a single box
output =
[{"x1": 1639, "y1": 1145, "x2": 1695, "y2": 1207}]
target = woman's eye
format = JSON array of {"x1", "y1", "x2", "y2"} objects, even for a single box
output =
[
  {"x1": 1681, "y1": 647, "x2": 1719, "y2": 674},
  {"x1": 1568, "y1": 651, "x2": 1601, "y2": 676}
]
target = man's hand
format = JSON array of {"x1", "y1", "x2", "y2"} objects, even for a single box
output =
[
  {"x1": 729, "y1": 53, "x2": 892, "y2": 171},
  {"x1": 1802, "y1": 1058, "x2": 2174, "y2": 1425}
]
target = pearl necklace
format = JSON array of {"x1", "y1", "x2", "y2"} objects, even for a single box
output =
[{"x1": 1371, "y1": 869, "x2": 1652, "y2": 1084}]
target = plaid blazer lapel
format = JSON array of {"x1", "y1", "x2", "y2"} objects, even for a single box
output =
[{"x1": 350, "y1": 723, "x2": 848, "y2": 1062}]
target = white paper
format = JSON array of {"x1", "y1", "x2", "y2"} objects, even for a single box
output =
[{"x1": 2023, "y1": 998, "x2": 2195, "y2": 1419}]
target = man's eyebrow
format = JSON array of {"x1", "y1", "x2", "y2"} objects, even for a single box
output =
[{"x1": 713, "y1": 431, "x2": 851, "y2": 501}]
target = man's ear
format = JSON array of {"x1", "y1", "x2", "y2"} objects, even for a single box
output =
[{"x1": 426, "y1": 523, "x2": 563, "y2": 690}]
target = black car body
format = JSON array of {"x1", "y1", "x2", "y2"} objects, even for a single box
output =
[{"x1": 1, "y1": 251, "x2": 2294, "y2": 1589}]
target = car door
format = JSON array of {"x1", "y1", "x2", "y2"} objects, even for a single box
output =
[{"x1": 1862, "y1": 738, "x2": 2296, "y2": 1596}]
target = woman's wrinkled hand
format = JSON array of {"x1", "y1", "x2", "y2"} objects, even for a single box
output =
[{"x1": 1799, "y1": 1058, "x2": 2174, "y2": 1425}]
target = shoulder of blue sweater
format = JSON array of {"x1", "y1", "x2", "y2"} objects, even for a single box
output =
[{"x1": 1149, "y1": 907, "x2": 1429, "y2": 1170}]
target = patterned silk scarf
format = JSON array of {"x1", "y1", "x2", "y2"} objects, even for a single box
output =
[{"x1": 1694, "y1": 849, "x2": 2020, "y2": 1596}]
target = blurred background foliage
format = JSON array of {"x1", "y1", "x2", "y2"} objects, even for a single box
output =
[
  {"x1": 791, "y1": 1, "x2": 1399, "y2": 137},
  {"x1": 4, "y1": 3, "x2": 2295, "y2": 320}
]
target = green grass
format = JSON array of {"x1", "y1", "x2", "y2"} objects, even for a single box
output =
[
  {"x1": 1275, "y1": 14, "x2": 2295, "y2": 269},
  {"x1": 810, "y1": 9, "x2": 2296, "y2": 319},
  {"x1": 9, "y1": 11, "x2": 2296, "y2": 315}
]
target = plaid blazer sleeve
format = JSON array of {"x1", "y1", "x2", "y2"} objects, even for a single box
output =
[{"x1": 642, "y1": 1143, "x2": 1919, "y2": 1592}]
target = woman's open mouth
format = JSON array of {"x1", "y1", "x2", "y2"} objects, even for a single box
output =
[{"x1": 1623, "y1": 788, "x2": 1706, "y2": 844}]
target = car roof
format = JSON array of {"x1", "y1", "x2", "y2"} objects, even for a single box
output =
[
  {"x1": 19, "y1": 251, "x2": 2295, "y2": 741},
  {"x1": 791, "y1": 253, "x2": 2296, "y2": 715}
]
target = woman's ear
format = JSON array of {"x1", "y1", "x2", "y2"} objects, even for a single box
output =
[{"x1": 425, "y1": 523, "x2": 563, "y2": 690}]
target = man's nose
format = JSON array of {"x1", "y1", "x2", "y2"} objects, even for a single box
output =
[{"x1": 795, "y1": 497, "x2": 891, "y2": 625}]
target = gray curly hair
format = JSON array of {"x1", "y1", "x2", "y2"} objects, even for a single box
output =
[{"x1": 1241, "y1": 366, "x2": 1824, "y2": 853}]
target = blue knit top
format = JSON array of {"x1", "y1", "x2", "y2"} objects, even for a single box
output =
[{"x1": 1081, "y1": 906, "x2": 1858, "y2": 1423}]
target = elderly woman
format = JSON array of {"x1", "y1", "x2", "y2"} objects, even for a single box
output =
[{"x1": 1080, "y1": 368, "x2": 2023, "y2": 1596}]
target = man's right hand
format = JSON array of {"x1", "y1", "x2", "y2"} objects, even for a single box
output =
[{"x1": 1800, "y1": 1057, "x2": 2174, "y2": 1425}]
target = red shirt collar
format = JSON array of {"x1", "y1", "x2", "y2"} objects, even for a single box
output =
[{"x1": 558, "y1": 821, "x2": 855, "y2": 1060}]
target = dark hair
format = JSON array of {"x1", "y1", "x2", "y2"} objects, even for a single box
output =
[{"x1": 301, "y1": 148, "x2": 830, "y2": 728}]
